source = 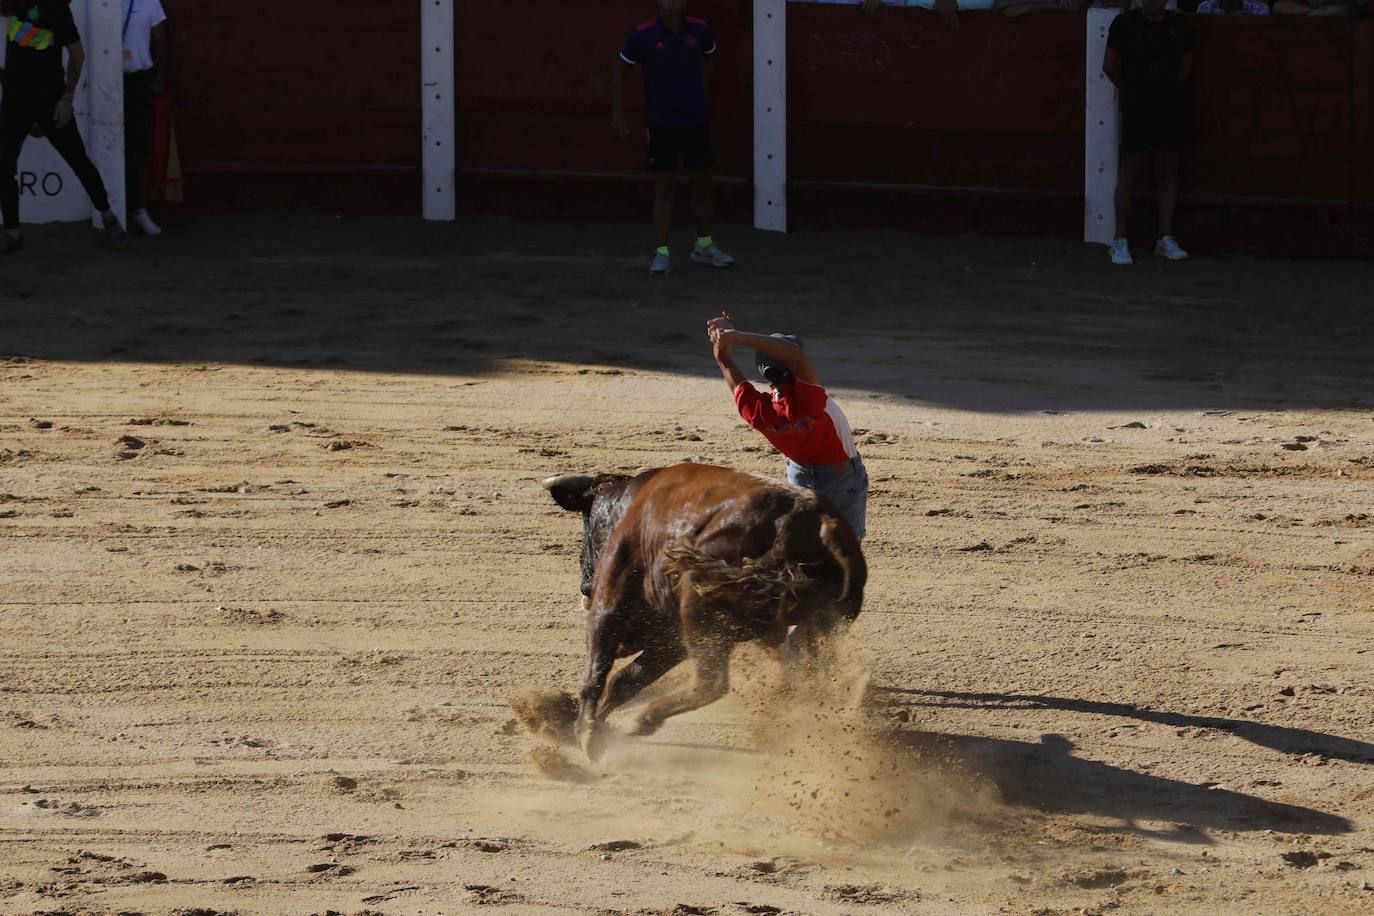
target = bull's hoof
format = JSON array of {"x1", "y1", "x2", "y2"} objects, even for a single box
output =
[{"x1": 578, "y1": 721, "x2": 610, "y2": 762}]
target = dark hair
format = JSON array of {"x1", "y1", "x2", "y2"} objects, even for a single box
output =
[{"x1": 755, "y1": 333, "x2": 803, "y2": 385}]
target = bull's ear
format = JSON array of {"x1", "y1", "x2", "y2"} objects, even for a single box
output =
[{"x1": 541, "y1": 474, "x2": 596, "y2": 513}]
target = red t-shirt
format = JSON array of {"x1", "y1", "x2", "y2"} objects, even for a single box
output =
[{"x1": 734, "y1": 379, "x2": 858, "y2": 466}]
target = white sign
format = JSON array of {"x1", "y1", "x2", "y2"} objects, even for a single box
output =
[
  {"x1": 1084, "y1": 8, "x2": 1121, "y2": 246},
  {"x1": 0, "y1": 0, "x2": 124, "y2": 225}
]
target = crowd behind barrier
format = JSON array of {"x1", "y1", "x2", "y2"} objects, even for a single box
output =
[
  {"x1": 124, "y1": 2, "x2": 1374, "y2": 257},
  {"x1": 800, "y1": 0, "x2": 1374, "y2": 19}
]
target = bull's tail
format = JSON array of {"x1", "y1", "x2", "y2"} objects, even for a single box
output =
[
  {"x1": 819, "y1": 514, "x2": 865, "y2": 621},
  {"x1": 663, "y1": 543, "x2": 811, "y2": 613},
  {"x1": 664, "y1": 495, "x2": 815, "y2": 624},
  {"x1": 665, "y1": 491, "x2": 865, "y2": 623}
]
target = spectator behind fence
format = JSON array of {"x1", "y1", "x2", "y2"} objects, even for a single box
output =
[
  {"x1": 612, "y1": 0, "x2": 734, "y2": 276},
  {"x1": 1103, "y1": 0, "x2": 1192, "y2": 266},
  {"x1": 1197, "y1": 0, "x2": 1270, "y2": 11},
  {"x1": 1, "y1": 0, "x2": 127, "y2": 255},
  {"x1": 121, "y1": 0, "x2": 168, "y2": 237},
  {"x1": 1273, "y1": 0, "x2": 1351, "y2": 14}
]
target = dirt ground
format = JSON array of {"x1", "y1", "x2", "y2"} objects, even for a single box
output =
[{"x1": 2, "y1": 211, "x2": 1373, "y2": 916}]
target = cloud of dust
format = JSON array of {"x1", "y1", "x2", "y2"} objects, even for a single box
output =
[
  {"x1": 727, "y1": 637, "x2": 1004, "y2": 851},
  {"x1": 506, "y1": 636, "x2": 1006, "y2": 860}
]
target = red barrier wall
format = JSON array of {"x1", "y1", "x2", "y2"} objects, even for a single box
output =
[
  {"x1": 162, "y1": 1, "x2": 1372, "y2": 256},
  {"x1": 164, "y1": 0, "x2": 419, "y2": 173},
  {"x1": 454, "y1": 0, "x2": 752, "y2": 181}
]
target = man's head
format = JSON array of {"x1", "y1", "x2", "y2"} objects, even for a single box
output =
[
  {"x1": 1141, "y1": 0, "x2": 1169, "y2": 16},
  {"x1": 656, "y1": 0, "x2": 686, "y2": 28},
  {"x1": 755, "y1": 334, "x2": 803, "y2": 386}
]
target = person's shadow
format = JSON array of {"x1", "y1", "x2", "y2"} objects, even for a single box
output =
[{"x1": 875, "y1": 689, "x2": 1361, "y2": 841}]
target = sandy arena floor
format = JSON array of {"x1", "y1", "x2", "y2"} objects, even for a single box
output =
[{"x1": 1, "y1": 212, "x2": 1372, "y2": 915}]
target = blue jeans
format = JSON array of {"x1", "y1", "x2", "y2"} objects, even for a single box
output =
[{"x1": 787, "y1": 456, "x2": 869, "y2": 540}]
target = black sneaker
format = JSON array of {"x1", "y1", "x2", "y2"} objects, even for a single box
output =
[
  {"x1": 103, "y1": 216, "x2": 128, "y2": 250},
  {"x1": 2, "y1": 234, "x2": 22, "y2": 255}
]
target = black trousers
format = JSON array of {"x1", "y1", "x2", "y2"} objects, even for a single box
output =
[
  {"x1": 124, "y1": 69, "x2": 155, "y2": 210},
  {"x1": 0, "y1": 82, "x2": 111, "y2": 230}
]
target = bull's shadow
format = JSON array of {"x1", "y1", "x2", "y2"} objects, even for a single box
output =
[
  {"x1": 884, "y1": 688, "x2": 1374, "y2": 766},
  {"x1": 884, "y1": 727, "x2": 1353, "y2": 842}
]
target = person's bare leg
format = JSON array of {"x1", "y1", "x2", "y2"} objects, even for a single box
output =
[
  {"x1": 1114, "y1": 151, "x2": 1145, "y2": 240},
  {"x1": 653, "y1": 173, "x2": 675, "y2": 247},
  {"x1": 1157, "y1": 150, "x2": 1179, "y2": 239}
]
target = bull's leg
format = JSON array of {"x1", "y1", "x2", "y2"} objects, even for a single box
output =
[
  {"x1": 599, "y1": 642, "x2": 688, "y2": 720},
  {"x1": 626, "y1": 639, "x2": 731, "y2": 737},
  {"x1": 575, "y1": 607, "x2": 622, "y2": 762}
]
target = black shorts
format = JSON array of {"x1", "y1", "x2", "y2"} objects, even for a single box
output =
[
  {"x1": 1120, "y1": 94, "x2": 1185, "y2": 154},
  {"x1": 647, "y1": 123, "x2": 714, "y2": 173}
]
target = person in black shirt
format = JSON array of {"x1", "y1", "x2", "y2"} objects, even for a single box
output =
[
  {"x1": 1103, "y1": 0, "x2": 1193, "y2": 265},
  {"x1": 1, "y1": 0, "x2": 127, "y2": 254}
]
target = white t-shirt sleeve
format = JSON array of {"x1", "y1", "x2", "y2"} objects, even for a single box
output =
[{"x1": 148, "y1": 0, "x2": 168, "y2": 28}]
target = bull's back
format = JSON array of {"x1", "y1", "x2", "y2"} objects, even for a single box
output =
[
  {"x1": 629, "y1": 464, "x2": 797, "y2": 550},
  {"x1": 627, "y1": 464, "x2": 860, "y2": 589}
]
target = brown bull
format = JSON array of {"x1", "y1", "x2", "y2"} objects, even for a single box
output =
[{"x1": 543, "y1": 463, "x2": 866, "y2": 760}]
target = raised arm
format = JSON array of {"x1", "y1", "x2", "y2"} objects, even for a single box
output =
[
  {"x1": 708, "y1": 313, "x2": 752, "y2": 392},
  {"x1": 706, "y1": 312, "x2": 822, "y2": 387}
]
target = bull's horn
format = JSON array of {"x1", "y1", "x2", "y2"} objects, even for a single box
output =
[{"x1": 541, "y1": 474, "x2": 595, "y2": 492}]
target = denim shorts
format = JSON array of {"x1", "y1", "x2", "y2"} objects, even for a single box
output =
[{"x1": 787, "y1": 456, "x2": 869, "y2": 540}]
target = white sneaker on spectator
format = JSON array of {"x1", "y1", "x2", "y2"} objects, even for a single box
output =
[
  {"x1": 1110, "y1": 238, "x2": 1133, "y2": 266},
  {"x1": 1155, "y1": 235, "x2": 1188, "y2": 260},
  {"x1": 134, "y1": 208, "x2": 162, "y2": 237},
  {"x1": 690, "y1": 242, "x2": 735, "y2": 268}
]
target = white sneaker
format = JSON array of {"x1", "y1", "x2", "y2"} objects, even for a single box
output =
[
  {"x1": 1155, "y1": 235, "x2": 1188, "y2": 260},
  {"x1": 690, "y1": 242, "x2": 735, "y2": 268},
  {"x1": 649, "y1": 251, "x2": 670, "y2": 275},
  {"x1": 1110, "y1": 238, "x2": 1133, "y2": 266},
  {"x1": 134, "y1": 208, "x2": 162, "y2": 237}
]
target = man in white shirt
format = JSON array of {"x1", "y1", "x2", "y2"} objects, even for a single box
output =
[{"x1": 122, "y1": 0, "x2": 167, "y2": 236}]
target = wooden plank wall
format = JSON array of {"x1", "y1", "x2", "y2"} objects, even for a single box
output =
[
  {"x1": 161, "y1": 1, "x2": 1371, "y2": 255},
  {"x1": 786, "y1": 7, "x2": 1085, "y2": 195},
  {"x1": 163, "y1": 0, "x2": 420, "y2": 174},
  {"x1": 453, "y1": 0, "x2": 752, "y2": 181}
]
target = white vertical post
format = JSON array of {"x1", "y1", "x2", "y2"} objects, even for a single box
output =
[
  {"x1": 753, "y1": 0, "x2": 786, "y2": 232},
  {"x1": 421, "y1": 0, "x2": 456, "y2": 221},
  {"x1": 87, "y1": 0, "x2": 125, "y2": 227},
  {"x1": 1084, "y1": 8, "x2": 1120, "y2": 245}
]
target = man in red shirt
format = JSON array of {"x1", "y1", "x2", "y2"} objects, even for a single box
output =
[{"x1": 707, "y1": 312, "x2": 868, "y2": 540}]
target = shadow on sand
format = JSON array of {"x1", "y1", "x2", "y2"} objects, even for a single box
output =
[
  {"x1": 4, "y1": 212, "x2": 1374, "y2": 413},
  {"x1": 884, "y1": 726, "x2": 1353, "y2": 842}
]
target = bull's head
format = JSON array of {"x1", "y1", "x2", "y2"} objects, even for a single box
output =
[{"x1": 542, "y1": 472, "x2": 636, "y2": 606}]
